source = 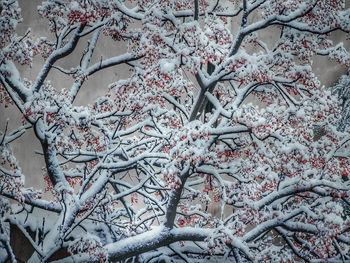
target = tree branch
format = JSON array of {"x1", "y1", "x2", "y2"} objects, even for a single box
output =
[{"x1": 33, "y1": 23, "x2": 86, "y2": 93}]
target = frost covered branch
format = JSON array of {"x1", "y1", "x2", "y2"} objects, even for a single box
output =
[{"x1": 0, "y1": 0, "x2": 350, "y2": 262}]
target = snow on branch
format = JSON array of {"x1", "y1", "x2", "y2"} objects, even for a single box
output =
[{"x1": 0, "y1": 0, "x2": 350, "y2": 262}]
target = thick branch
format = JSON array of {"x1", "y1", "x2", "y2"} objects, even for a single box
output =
[
  {"x1": 189, "y1": 73, "x2": 218, "y2": 121},
  {"x1": 33, "y1": 23, "x2": 85, "y2": 93},
  {"x1": 163, "y1": 164, "x2": 190, "y2": 228},
  {"x1": 0, "y1": 61, "x2": 31, "y2": 103},
  {"x1": 54, "y1": 227, "x2": 213, "y2": 263},
  {"x1": 0, "y1": 190, "x2": 61, "y2": 213},
  {"x1": 69, "y1": 53, "x2": 141, "y2": 102},
  {"x1": 194, "y1": 0, "x2": 199, "y2": 21}
]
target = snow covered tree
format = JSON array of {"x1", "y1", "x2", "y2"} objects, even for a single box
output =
[{"x1": 1, "y1": 0, "x2": 350, "y2": 262}]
